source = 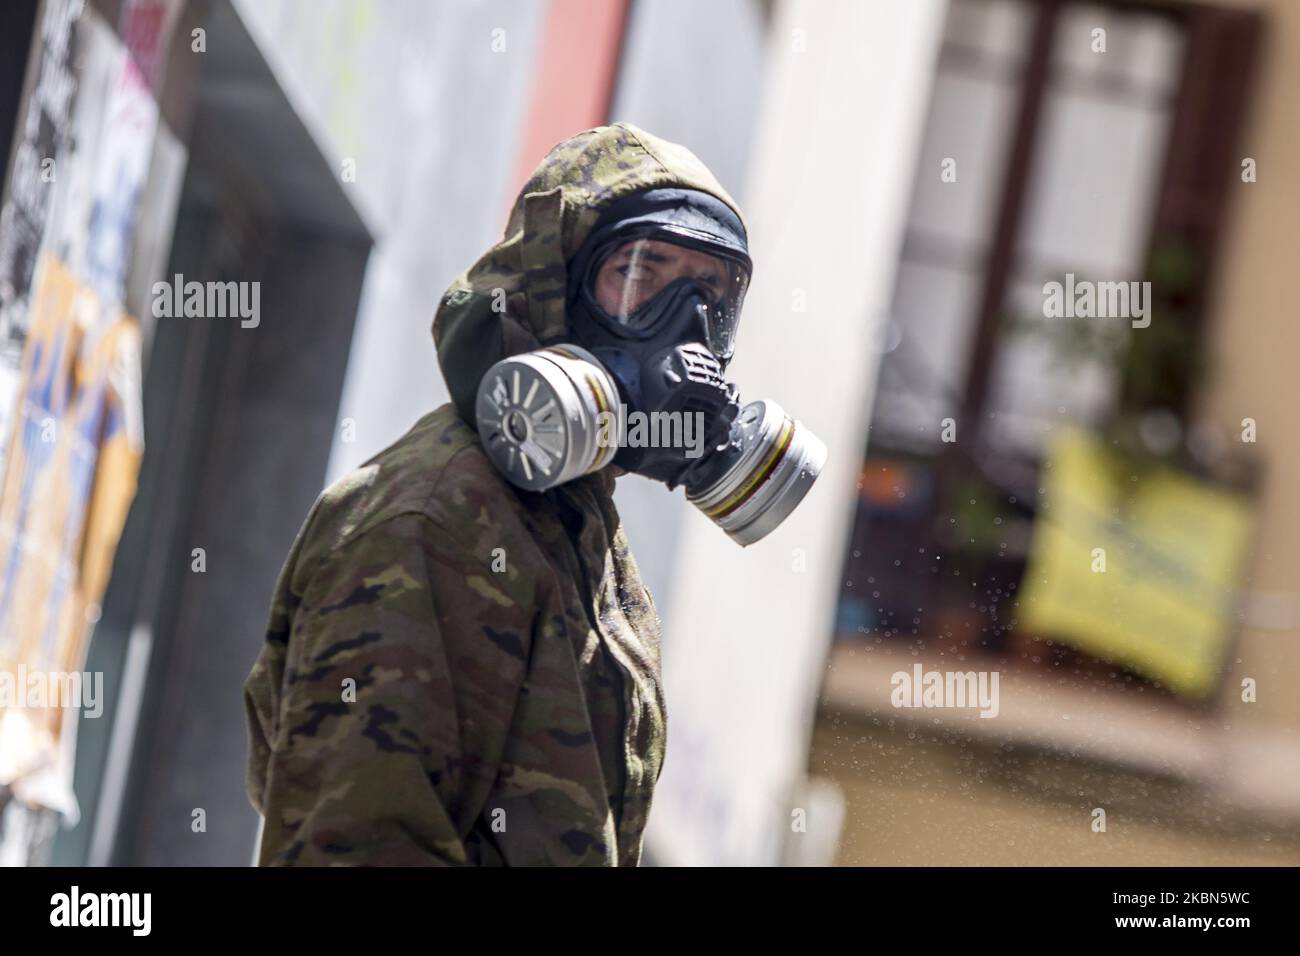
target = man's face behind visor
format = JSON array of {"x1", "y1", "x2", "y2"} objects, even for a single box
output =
[{"x1": 586, "y1": 236, "x2": 750, "y2": 362}]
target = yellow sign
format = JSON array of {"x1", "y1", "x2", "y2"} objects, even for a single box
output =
[{"x1": 1020, "y1": 429, "x2": 1253, "y2": 698}]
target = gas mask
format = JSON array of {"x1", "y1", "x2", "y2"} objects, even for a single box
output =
[{"x1": 474, "y1": 189, "x2": 825, "y2": 546}]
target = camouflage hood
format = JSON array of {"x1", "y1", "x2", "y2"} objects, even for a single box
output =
[{"x1": 433, "y1": 122, "x2": 747, "y2": 426}]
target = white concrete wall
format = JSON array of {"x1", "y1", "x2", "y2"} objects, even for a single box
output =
[
  {"x1": 233, "y1": 0, "x2": 548, "y2": 484},
  {"x1": 606, "y1": 0, "x2": 769, "y2": 631},
  {"x1": 645, "y1": 0, "x2": 948, "y2": 866}
]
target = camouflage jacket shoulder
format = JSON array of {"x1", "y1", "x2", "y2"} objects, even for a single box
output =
[{"x1": 243, "y1": 403, "x2": 665, "y2": 866}]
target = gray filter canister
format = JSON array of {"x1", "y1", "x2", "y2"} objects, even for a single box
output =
[
  {"x1": 475, "y1": 345, "x2": 619, "y2": 491},
  {"x1": 685, "y1": 399, "x2": 826, "y2": 546}
]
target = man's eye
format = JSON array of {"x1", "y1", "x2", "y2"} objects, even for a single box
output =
[{"x1": 697, "y1": 275, "x2": 724, "y2": 302}]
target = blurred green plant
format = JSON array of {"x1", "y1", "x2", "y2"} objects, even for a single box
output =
[{"x1": 1001, "y1": 236, "x2": 1205, "y2": 425}]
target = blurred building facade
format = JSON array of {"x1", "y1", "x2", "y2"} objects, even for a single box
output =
[
  {"x1": 0, "y1": 0, "x2": 1295, "y2": 868},
  {"x1": 823, "y1": 0, "x2": 1300, "y2": 865}
]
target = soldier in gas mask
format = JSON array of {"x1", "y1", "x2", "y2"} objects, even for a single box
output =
[{"x1": 243, "y1": 123, "x2": 823, "y2": 866}]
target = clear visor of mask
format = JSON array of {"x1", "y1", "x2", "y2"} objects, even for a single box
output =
[{"x1": 586, "y1": 236, "x2": 750, "y2": 360}]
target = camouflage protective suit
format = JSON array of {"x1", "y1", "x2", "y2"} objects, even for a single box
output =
[{"x1": 242, "y1": 123, "x2": 747, "y2": 865}]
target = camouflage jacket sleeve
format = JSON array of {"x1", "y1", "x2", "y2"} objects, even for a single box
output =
[{"x1": 244, "y1": 511, "x2": 531, "y2": 866}]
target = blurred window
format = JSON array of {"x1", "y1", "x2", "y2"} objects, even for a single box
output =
[{"x1": 839, "y1": 0, "x2": 1260, "y2": 703}]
